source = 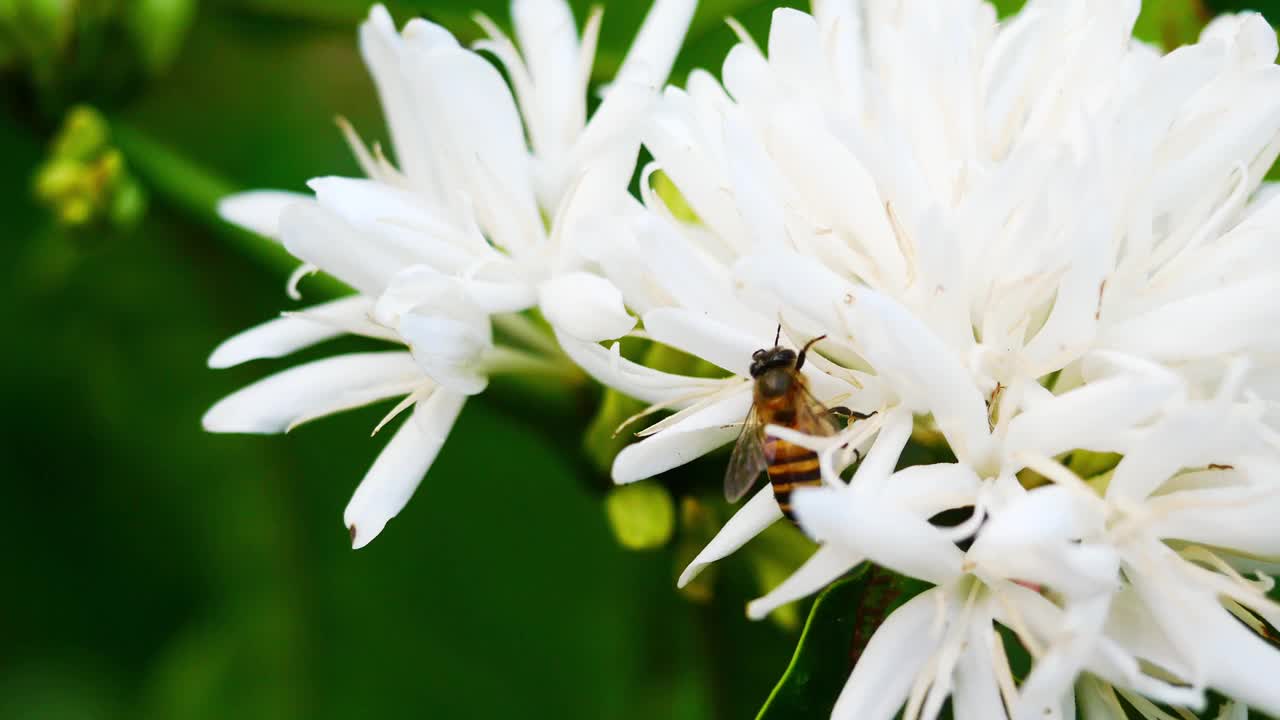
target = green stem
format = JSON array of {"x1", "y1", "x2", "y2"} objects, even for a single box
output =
[
  {"x1": 492, "y1": 311, "x2": 563, "y2": 358},
  {"x1": 485, "y1": 345, "x2": 583, "y2": 384},
  {"x1": 110, "y1": 120, "x2": 347, "y2": 296}
]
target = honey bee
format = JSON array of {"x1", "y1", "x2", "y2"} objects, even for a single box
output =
[{"x1": 725, "y1": 329, "x2": 869, "y2": 520}]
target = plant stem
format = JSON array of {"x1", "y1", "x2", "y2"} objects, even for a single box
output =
[
  {"x1": 110, "y1": 120, "x2": 347, "y2": 296},
  {"x1": 492, "y1": 311, "x2": 563, "y2": 358}
]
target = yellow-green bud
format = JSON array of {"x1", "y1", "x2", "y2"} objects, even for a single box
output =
[
  {"x1": 52, "y1": 106, "x2": 109, "y2": 162},
  {"x1": 604, "y1": 481, "x2": 675, "y2": 551}
]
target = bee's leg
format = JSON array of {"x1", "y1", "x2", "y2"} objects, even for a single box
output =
[
  {"x1": 829, "y1": 407, "x2": 877, "y2": 421},
  {"x1": 795, "y1": 334, "x2": 828, "y2": 371}
]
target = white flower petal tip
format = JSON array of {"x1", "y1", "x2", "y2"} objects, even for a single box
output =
[
  {"x1": 342, "y1": 391, "x2": 467, "y2": 550},
  {"x1": 217, "y1": 191, "x2": 309, "y2": 240},
  {"x1": 676, "y1": 562, "x2": 704, "y2": 589},
  {"x1": 346, "y1": 519, "x2": 385, "y2": 550},
  {"x1": 677, "y1": 486, "x2": 783, "y2": 587},
  {"x1": 202, "y1": 352, "x2": 421, "y2": 435},
  {"x1": 538, "y1": 272, "x2": 636, "y2": 342},
  {"x1": 207, "y1": 297, "x2": 374, "y2": 369}
]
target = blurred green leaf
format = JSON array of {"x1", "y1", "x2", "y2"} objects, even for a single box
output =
[
  {"x1": 754, "y1": 567, "x2": 870, "y2": 720},
  {"x1": 755, "y1": 567, "x2": 934, "y2": 719},
  {"x1": 126, "y1": 0, "x2": 197, "y2": 75},
  {"x1": 1134, "y1": 0, "x2": 1210, "y2": 49},
  {"x1": 747, "y1": 522, "x2": 819, "y2": 630}
]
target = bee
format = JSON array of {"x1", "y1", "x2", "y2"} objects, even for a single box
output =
[{"x1": 725, "y1": 329, "x2": 871, "y2": 520}]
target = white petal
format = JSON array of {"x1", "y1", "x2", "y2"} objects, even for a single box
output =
[
  {"x1": 881, "y1": 463, "x2": 982, "y2": 518},
  {"x1": 538, "y1": 272, "x2": 636, "y2": 342},
  {"x1": 512, "y1": 0, "x2": 583, "y2": 153},
  {"x1": 677, "y1": 485, "x2": 782, "y2": 587},
  {"x1": 203, "y1": 352, "x2": 421, "y2": 434},
  {"x1": 208, "y1": 296, "x2": 374, "y2": 369},
  {"x1": 400, "y1": 311, "x2": 490, "y2": 396},
  {"x1": 572, "y1": 73, "x2": 657, "y2": 196},
  {"x1": 358, "y1": 6, "x2": 453, "y2": 191},
  {"x1": 279, "y1": 201, "x2": 406, "y2": 295},
  {"x1": 968, "y1": 486, "x2": 1117, "y2": 597},
  {"x1": 793, "y1": 484, "x2": 964, "y2": 585},
  {"x1": 555, "y1": 330, "x2": 726, "y2": 406},
  {"x1": 612, "y1": 388, "x2": 751, "y2": 484},
  {"x1": 953, "y1": 617, "x2": 1008, "y2": 720},
  {"x1": 832, "y1": 589, "x2": 943, "y2": 720},
  {"x1": 1107, "y1": 407, "x2": 1258, "y2": 503},
  {"x1": 642, "y1": 307, "x2": 759, "y2": 376},
  {"x1": 1101, "y1": 273, "x2": 1280, "y2": 361},
  {"x1": 217, "y1": 191, "x2": 308, "y2": 240},
  {"x1": 850, "y1": 407, "x2": 913, "y2": 492},
  {"x1": 1149, "y1": 483, "x2": 1280, "y2": 559},
  {"x1": 1129, "y1": 559, "x2": 1280, "y2": 714},
  {"x1": 1005, "y1": 374, "x2": 1179, "y2": 459},
  {"x1": 746, "y1": 543, "x2": 861, "y2": 620},
  {"x1": 343, "y1": 389, "x2": 467, "y2": 548},
  {"x1": 613, "y1": 0, "x2": 695, "y2": 87},
  {"x1": 402, "y1": 47, "x2": 543, "y2": 256}
]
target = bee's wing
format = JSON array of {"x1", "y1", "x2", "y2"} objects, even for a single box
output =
[
  {"x1": 724, "y1": 405, "x2": 767, "y2": 503},
  {"x1": 792, "y1": 375, "x2": 841, "y2": 438}
]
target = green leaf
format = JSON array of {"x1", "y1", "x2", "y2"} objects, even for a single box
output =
[
  {"x1": 756, "y1": 567, "x2": 934, "y2": 719},
  {"x1": 755, "y1": 567, "x2": 870, "y2": 720}
]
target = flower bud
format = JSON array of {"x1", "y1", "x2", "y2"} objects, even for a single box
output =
[{"x1": 604, "y1": 481, "x2": 675, "y2": 551}]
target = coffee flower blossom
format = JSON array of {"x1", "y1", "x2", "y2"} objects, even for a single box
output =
[
  {"x1": 561, "y1": 0, "x2": 1280, "y2": 716},
  {"x1": 204, "y1": 0, "x2": 694, "y2": 548}
]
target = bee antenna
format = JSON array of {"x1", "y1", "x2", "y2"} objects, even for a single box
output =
[{"x1": 773, "y1": 323, "x2": 782, "y2": 348}]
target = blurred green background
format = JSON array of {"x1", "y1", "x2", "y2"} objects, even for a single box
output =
[{"x1": 1, "y1": 0, "x2": 1277, "y2": 718}]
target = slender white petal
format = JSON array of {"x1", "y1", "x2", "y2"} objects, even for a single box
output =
[
  {"x1": 539, "y1": 271, "x2": 636, "y2": 342},
  {"x1": 217, "y1": 190, "x2": 308, "y2": 240},
  {"x1": 208, "y1": 296, "x2": 374, "y2": 369},
  {"x1": 642, "y1": 307, "x2": 759, "y2": 376},
  {"x1": 832, "y1": 590, "x2": 943, "y2": 720},
  {"x1": 612, "y1": 388, "x2": 751, "y2": 484},
  {"x1": 279, "y1": 201, "x2": 406, "y2": 295},
  {"x1": 203, "y1": 352, "x2": 421, "y2": 434},
  {"x1": 556, "y1": 330, "x2": 727, "y2": 406},
  {"x1": 793, "y1": 485, "x2": 965, "y2": 585},
  {"x1": 746, "y1": 543, "x2": 861, "y2": 620},
  {"x1": 678, "y1": 485, "x2": 783, "y2": 588},
  {"x1": 343, "y1": 389, "x2": 467, "y2": 549},
  {"x1": 612, "y1": 0, "x2": 696, "y2": 87}
]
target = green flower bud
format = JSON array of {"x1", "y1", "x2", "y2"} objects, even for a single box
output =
[
  {"x1": 33, "y1": 105, "x2": 148, "y2": 231},
  {"x1": 52, "y1": 106, "x2": 109, "y2": 162},
  {"x1": 108, "y1": 178, "x2": 147, "y2": 229},
  {"x1": 604, "y1": 481, "x2": 675, "y2": 551}
]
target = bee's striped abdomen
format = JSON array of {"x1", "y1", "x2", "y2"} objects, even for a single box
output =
[{"x1": 763, "y1": 436, "x2": 822, "y2": 521}]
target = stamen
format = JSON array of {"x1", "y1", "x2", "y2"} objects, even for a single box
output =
[
  {"x1": 286, "y1": 263, "x2": 318, "y2": 300},
  {"x1": 371, "y1": 386, "x2": 432, "y2": 437}
]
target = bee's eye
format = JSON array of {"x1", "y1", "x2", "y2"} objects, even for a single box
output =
[{"x1": 752, "y1": 349, "x2": 767, "y2": 361}]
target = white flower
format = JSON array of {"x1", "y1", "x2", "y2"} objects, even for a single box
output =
[
  {"x1": 569, "y1": 0, "x2": 1280, "y2": 569},
  {"x1": 205, "y1": 0, "x2": 695, "y2": 548},
  {"x1": 557, "y1": 0, "x2": 1280, "y2": 715}
]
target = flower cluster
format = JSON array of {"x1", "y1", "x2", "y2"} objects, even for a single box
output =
[
  {"x1": 205, "y1": 0, "x2": 1280, "y2": 717},
  {"x1": 205, "y1": 0, "x2": 694, "y2": 548}
]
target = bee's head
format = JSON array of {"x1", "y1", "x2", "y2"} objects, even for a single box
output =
[{"x1": 749, "y1": 347, "x2": 797, "y2": 378}]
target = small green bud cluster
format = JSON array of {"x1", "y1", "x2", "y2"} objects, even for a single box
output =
[{"x1": 32, "y1": 105, "x2": 146, "y2": 229}]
